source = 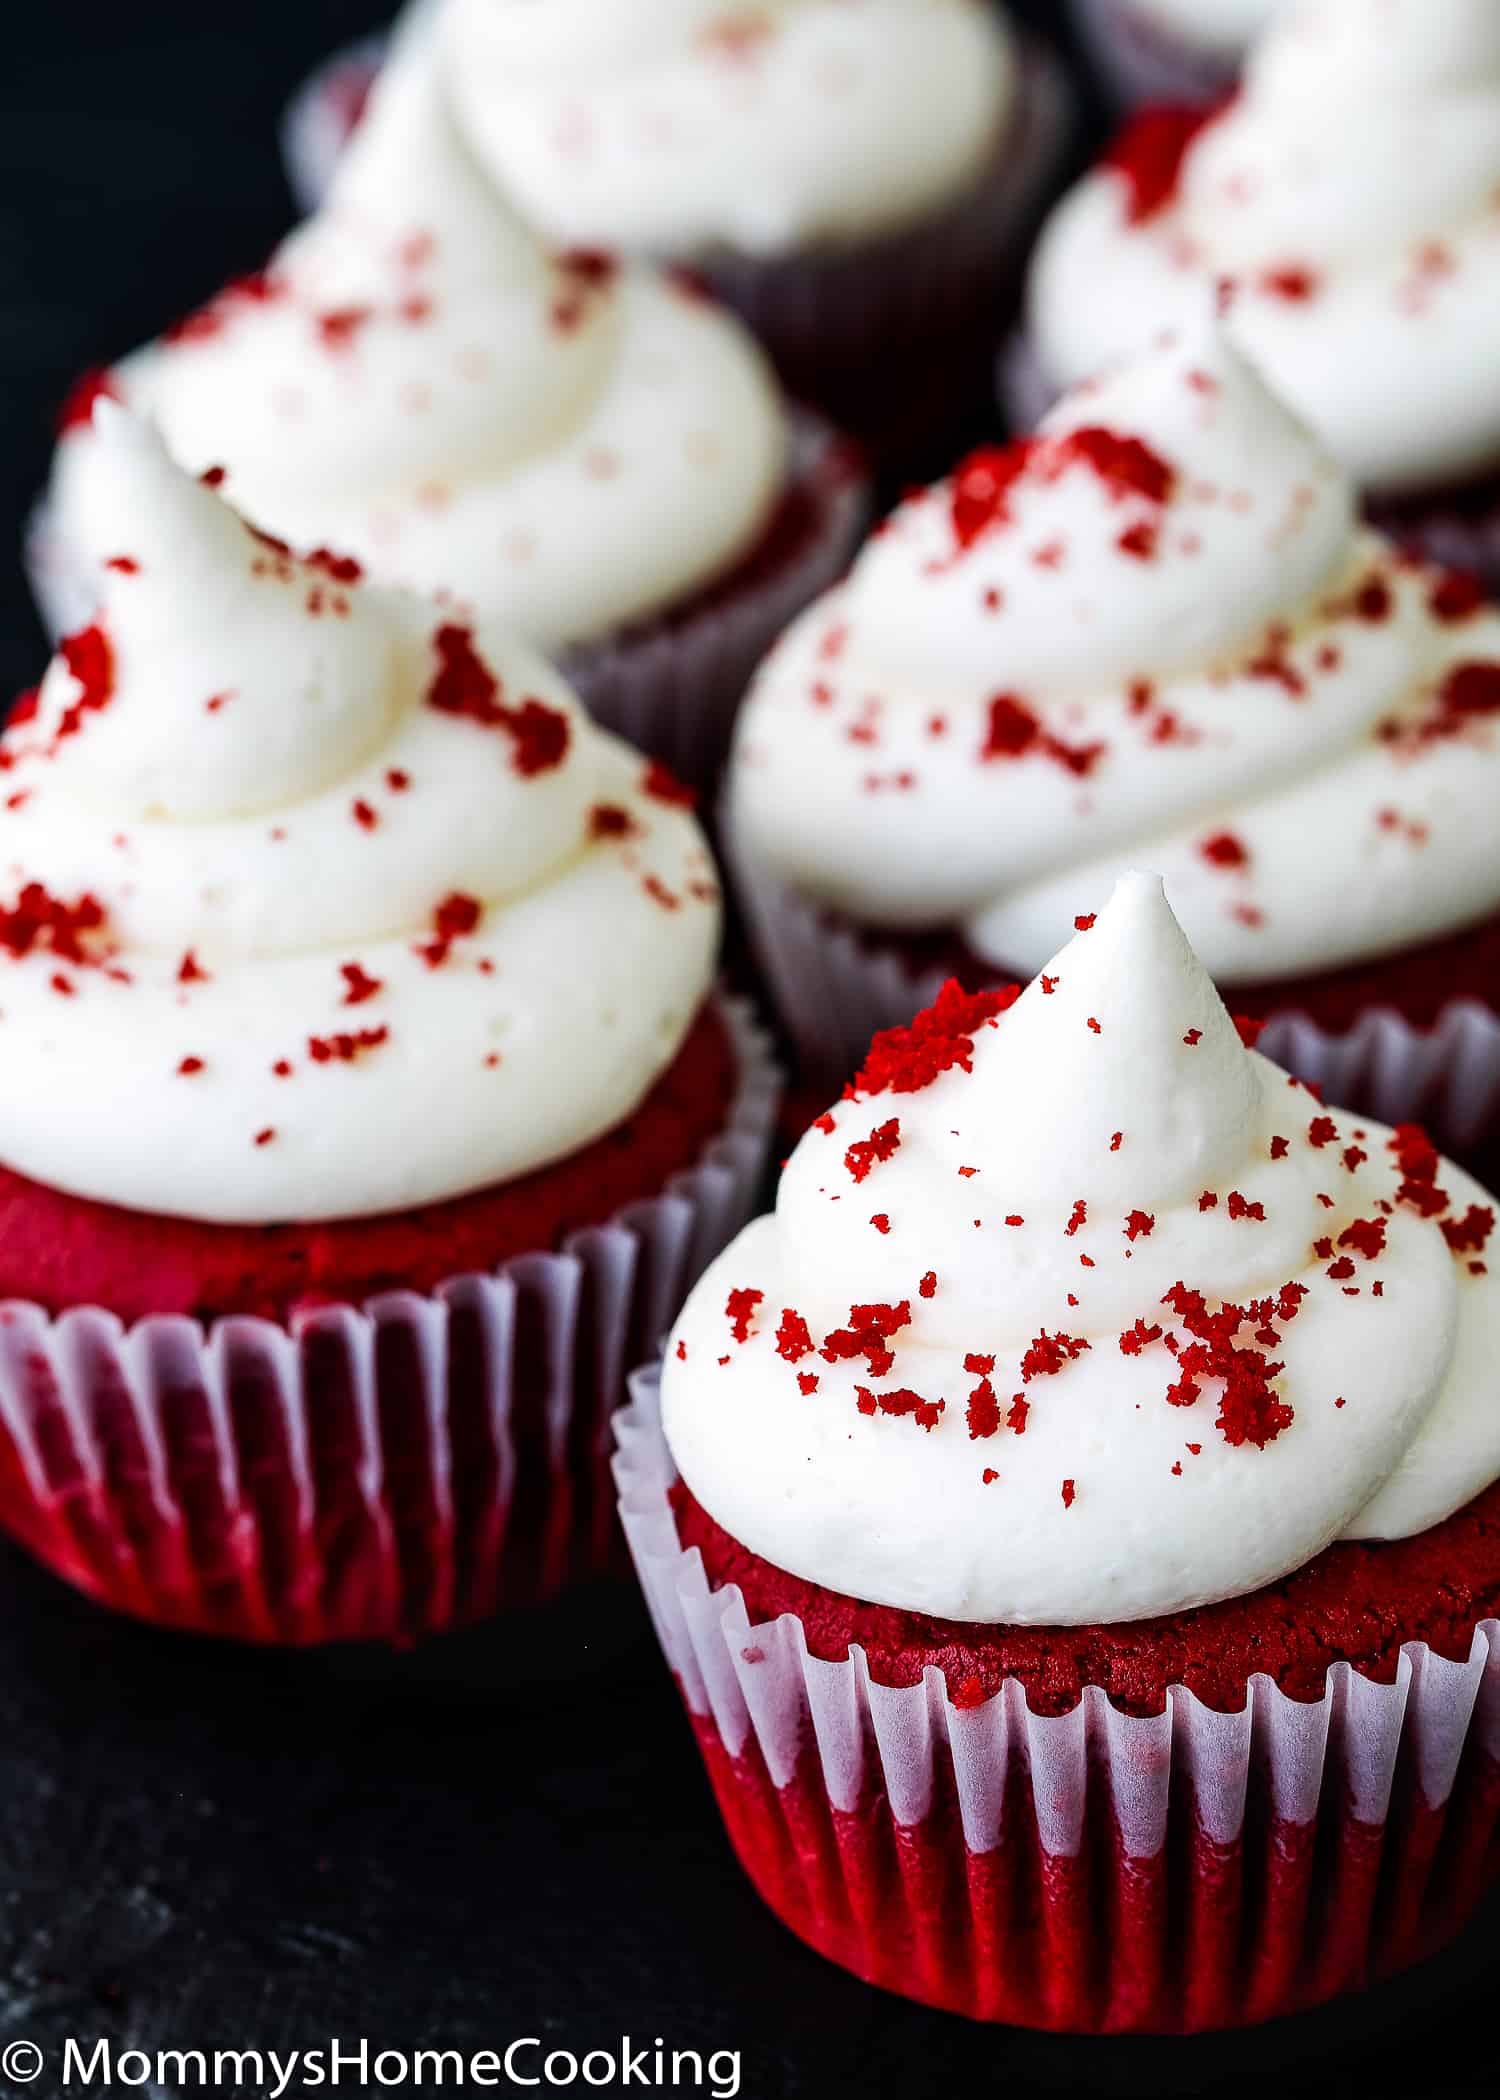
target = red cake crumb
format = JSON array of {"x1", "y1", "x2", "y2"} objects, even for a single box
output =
[
  {"x1": 844, "y1": 1117, "x2": 901, "y2": 1184},
  {"x1": 847, "y1": 979, "x2": 1018, "y2": 1100},
  {"x1": 671, "y1": 1470, "x2": 1500, "y2": 1718},
  {"x1": 1101, "y1": 103, "x2": 1221, "y2": 224},
  {"x1": 425, "y1": 625, "x2": 570, "y2": 777},
  {"x1": 725, "y1": 1286, "x2": 764, "y2": 1344},
  {"x1": 0, "y1": 1004, "x2": 734, "y2": 1323}
]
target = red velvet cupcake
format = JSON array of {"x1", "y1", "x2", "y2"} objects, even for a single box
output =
[
  {"x1": 34, "y1": 40, "x2": 868, "y2": 798},
  {"x1": 729, "y1": 327, "x2": 1500, "y2": 1154},
  {"x1": 277, "y1": 0, "x2": 1075, "y2": 476},
  {"x1": 0, "y1": 408, "x2": 778, "y2": 1647},
  {"x1": 617, "y1": 875, "x2": 1500, "y2": 2031}
]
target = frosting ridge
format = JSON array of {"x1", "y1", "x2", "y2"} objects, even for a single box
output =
[
  {"x1": 729, "y1": 326, "x2": 1500, "y2": 984},
  {"x1": 3, "y1": 410, "x2": 720, "y2": 1224},
  {"x1": 1028, "y1": 0, "x2": 1500, "y2": 496},
  {"x1": 50, "y1": 35, "x2": 787, "y2": 652},
  {"x1": 437, "y1": 0, "x2": 1016, "y2": 259}
]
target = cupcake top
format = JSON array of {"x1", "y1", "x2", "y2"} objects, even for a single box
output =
[
  {"x1": 730, "y1": 326, "x2": 1500, "y2": 986},
  {"x1": 434, "y1": 0, "x2": 1016, "y2": 260},
  {"x1": 1028, "y1": 0, "x2": 1500, "y2": 497},
  {"x1": 3, "y1": 409, "x2": 719, "y2": 1225},
  {"x1": 663, "y1": 876, "x2": 1500, "y2": 1625},
  {"x1": 50, "y1": 36, "x2": 786, "y2": 655},
  {"x1": 1131, "y1": 0, "x2": 1280, "y2": 61}
]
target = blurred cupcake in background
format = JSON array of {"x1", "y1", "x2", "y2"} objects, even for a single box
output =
[
  {"x1": 728, "y1": 325, "x2": 1500, "y2": 1151},
  {"x1": 1005, "y1": 0, "x2": 1500, "y2": 591},
  {"x1": 0, "y1": 408, "x2": 778, "y2": 1647},
  {"x1": 618, "y1": 874, "x2": 1500, "y2": 2032},
  {"x1": 37, "y1": 40, "x2": 867, "y2": 795},
  {"x1": 1069, "y1": 0, "x2": 1281, "y2": 111},
  {"x1": 281, "y1": 0, "x2": 1075, "y2": 473}
]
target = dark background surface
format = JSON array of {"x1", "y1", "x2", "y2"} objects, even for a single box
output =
[{"x1": 1, "y1": 4, "x2": 1497, "y2": 2094}]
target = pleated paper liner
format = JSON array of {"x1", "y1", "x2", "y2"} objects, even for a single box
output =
[
  {"x1": 1067, "y1": 0, "x2": 1242, "y2": 114},
  {"x1": 729, "y1": 835, "x2": 1500, "y2": 1159},
  {"x1": 279, "y1": 28, "x2": 1076, "y2": 478},
  {"x1": 615, "y1": 1363, "x2": 1500, "y2": 2034},
  {"x1": 0, "y1": 994, "x2": 779, "y2": 1651}
]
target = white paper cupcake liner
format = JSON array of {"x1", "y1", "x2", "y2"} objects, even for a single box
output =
[
  {"x1": 614, "y1": 1361, "x2": 1500, "y2": 2030},
  {"x1": 1068, "y1": 0, "x2": 1242, "y2": 113},
  {"x1": 0, "y1": 994, "x2": 780, "y2": 1649},
  {"x1": 731, "y1": 841, "x2": 1500, "y2": 1155}
]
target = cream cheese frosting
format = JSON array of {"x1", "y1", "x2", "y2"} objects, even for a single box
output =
[
  {"x1": 1028, "y1": 0, "x2": 1500, "y2": 498},
  {"x1": 435, "y1": 0, "x2": 1016, "y2": 260},
  {"x1": 49, "y1": 33, "x2": 787, "y2": 655},
  {"x1": 730, "y1": 326, "x2": 1500, "y2": 986},
  {"x1": 2, "y1": 408, "x2": 720, "y2": 1225},
  {"x1": 662, "y1": 875, "x2": 1500, "y2": 1625}
]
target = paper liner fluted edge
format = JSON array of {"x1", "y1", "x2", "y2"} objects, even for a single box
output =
[
  {"x1": 729, "y1": 833, "x2": 1500, "y2": 1154},
  {"x1": 614, "y1": 1364, "x2": 1500, "y2": 2029},
  {"x1": 0, "y1": 992, "x2": 780, "y2": 1647},
  {"x1": 615, "y1": 1363, "x2": 1500, "y2": 1855},
  {"x1": 557, "y1": 412, "x2": 869, "y2": 795},
  {"x1": 1067, "y1": 0, "x2": 1241, "y2": 113}
]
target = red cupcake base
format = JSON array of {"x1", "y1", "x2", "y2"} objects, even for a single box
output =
[
  {"x1": 0, "y1": 998, "x2": 780, "y2": 1647},
  {"x1": 691, "y1": 1712, "x2": 1500, "y2": 2032},
  {"x1": 616, "y1": 1369, "x2": 1500, "y2": 2033}
]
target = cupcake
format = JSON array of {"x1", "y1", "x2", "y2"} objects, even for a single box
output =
[
  {"x1": 729, "y1": 325, "x2": 1500, "y2": 1151},
  {"x1": 617, "y1": 874, "x2": 1500, "y2": 2032},
  {"x1": 281, "y1": 0, "x2": 1075, "y2": 473},
  {"x1": 36, "y1": 39, "x2": 867, "y2": 795},
  {"x1": 1069, "y1": 0, "x2": 1280, "y2": 112},
  {"x1": 1005, "y1": 0, "x2": 1500, "y2": 589},
  {"x1": 0, "y1": 407, "x2": 778, "y2": 1647}
]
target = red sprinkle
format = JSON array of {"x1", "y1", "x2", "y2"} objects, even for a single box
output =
[
  {"x1": 1200, "y1": 831, "x2": 1250, "y2": 870},
  {"x1": 848, "y1": 979, "x2": 1019, "y2": 1099},
  {"x1": 845, "y1": 1117, "x2": 902, "y2": 1184},
  {"x1": 1102, "y1": 103, "x2": 1220, "y2": 224},
  {"x1": 725, "y1": 1288, "x2": 763, "y2": 1345},
  {"x1": 340, "y1": 962, "x2": 383, "y2": 1007},
  {"x1": 426, "y1": 625, "x2": 570, "y2": 776}
]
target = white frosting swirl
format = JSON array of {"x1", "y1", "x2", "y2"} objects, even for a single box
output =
[
  {"x1": 435, "y1": 0, "x2": 1015, "y2": 259},
  {"x1": 49, "y1": 35, "x2": 787, "y2": 654},
  {"x1": 1028, "y1": 0, "x2": 1500, "y2": 497},
  {"x1": 2, "y1": 410, "x2": 719, "y2": 1225},
  {"x1": 730, "y1": 327, "x2": 1500, "y2": 986},
  {"x1": 663, "y1": 875, "x2": 1500, "y2": 1624},
  {"x1": 1132, "y1": 0, "x2": 1281, "y2": 61}
]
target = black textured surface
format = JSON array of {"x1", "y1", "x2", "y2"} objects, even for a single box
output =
[{"x1": 1, "y1": 5, "x2": 1497, "y2": 2094}]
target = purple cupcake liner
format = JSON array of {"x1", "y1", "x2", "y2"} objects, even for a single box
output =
[{"x1": 1067, "y1": 0, "x2": 1243, "y2": 113}]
